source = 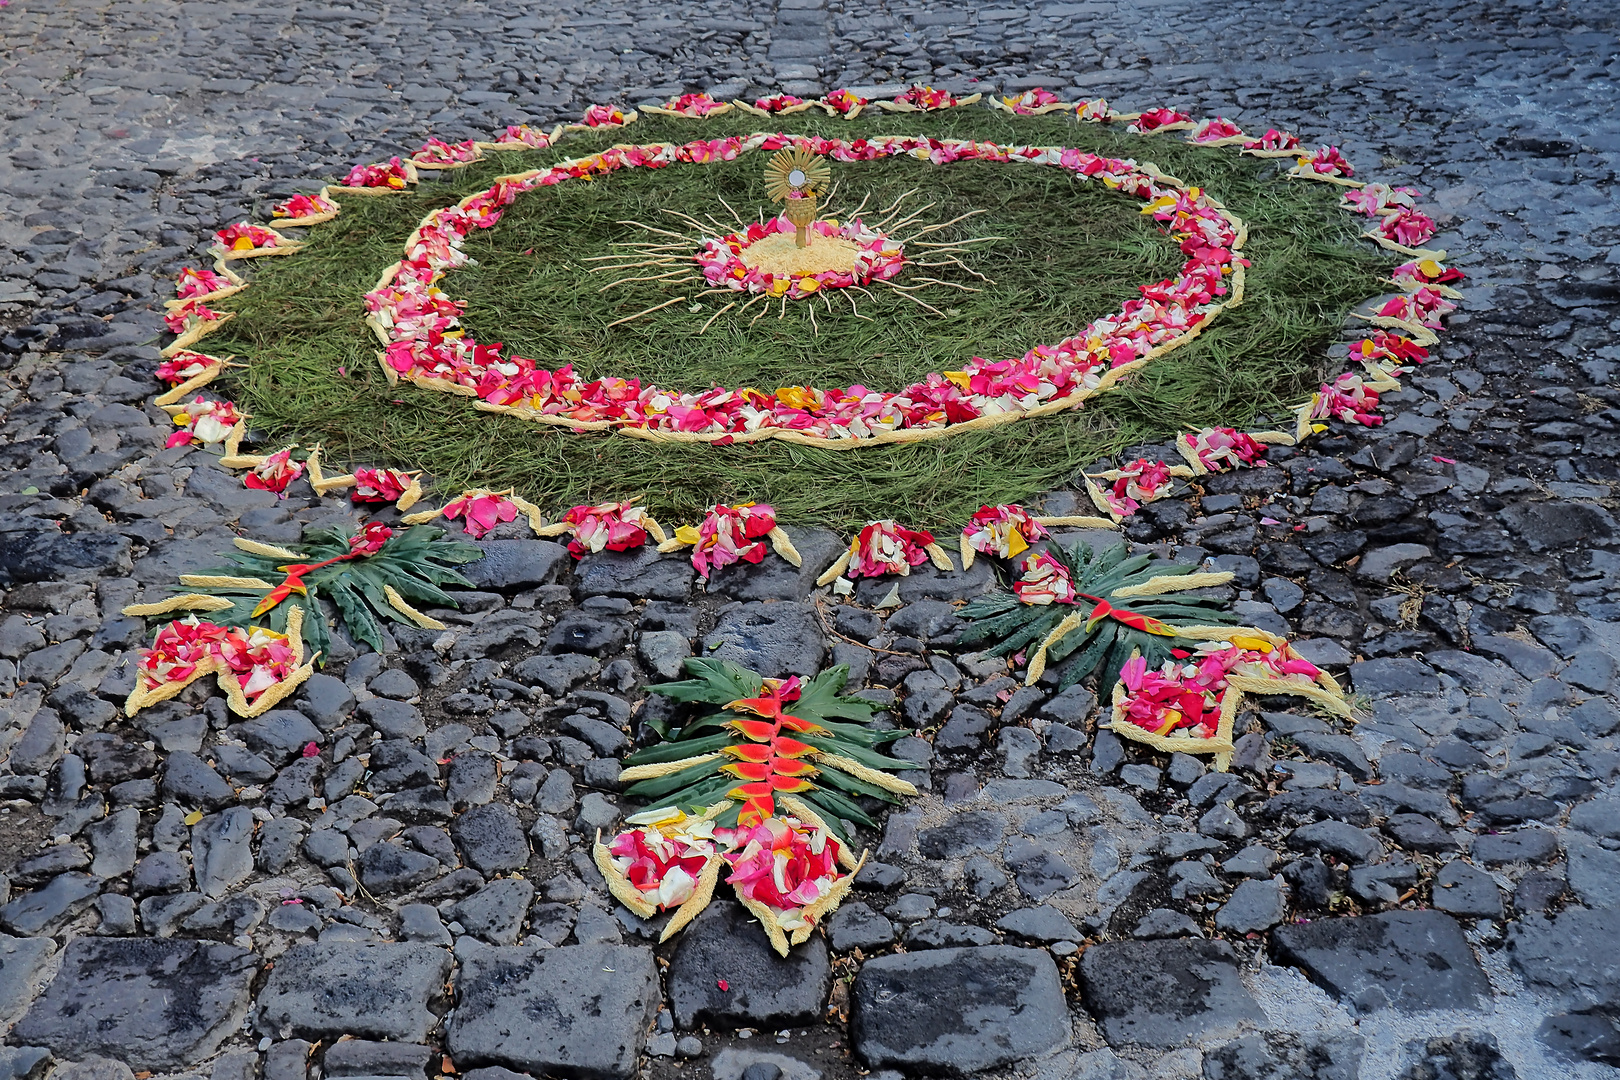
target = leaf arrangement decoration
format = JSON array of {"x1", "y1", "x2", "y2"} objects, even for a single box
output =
[
  {"x1": 957, "y1": 540, "x2": 1240, "y2": 692},
  {"x1": 619, "y1": 659, "x2": 920, "y2": 830},
  {"x1": 130, "y1": 523, "x2": 484, "y2": 660}
]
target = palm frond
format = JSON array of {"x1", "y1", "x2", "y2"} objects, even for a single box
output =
[
  {"x1": 960, "y1": 540, "x2": 1236, "y2": 693},
  {"x1": 624, "y1": 659, "x2": 919, "y2": 827}
]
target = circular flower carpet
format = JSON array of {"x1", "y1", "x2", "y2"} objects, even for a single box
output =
[{"x1": 168, "y1": 92, "x2": 1431, "y2": 529}]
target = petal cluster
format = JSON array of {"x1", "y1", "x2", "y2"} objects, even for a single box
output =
[
  {"x1": 721, "y1": 815, "x2": 843, "y2": 930},
  {"x1": 350, "y1": 467, "x2": 416, "y2": 503},
  {"x1": 607, "y1": 812, "x2": 718, "y2": 910},
  {"x1": 213, "y1": 222, "x2": 281, "y2": 252},
  {"x1": 165, "y1": 396, "x2": 243, "y2": 448},
  {"x1": 1184, "y1": 427, "x2": 1269, "y2": 473},
  {"x1": 1117, "y1": 636, "x2": 1324, "y2": 740},
  {"x1": 243, "y1": 449, "x2": 305, "y2": 495},
  {"x1": 136, "y1": 617, "x2": 301, "y2": 709},
  {"x1": 175, "y1": 267, "x2": 232, "y2": 299},
  {"x1": 684, "y1": 503, "x2": 778, "y2": 579},
  {"x1": 443, "y1": 491, "x2": 518, "y2": 539},
  {"x1": 272, "y1": 192, "x2": 339, "y2": 220},
  {"x1": 344, "y1": 157, "x2": 412, "y2": 188},
  {"x1": 1013, "y1": 550, "x2": 1076, "y2": 605},
  {"x1": 154, "y1": 350, "x2": 221, "y2": 386},
  {"x1": 563, "y1": 501, "x2": 654, "y2": 558},
  {"x1": 848, "y1": 520, "x2": 934, "y2": 578},
  {"x1": 694, "y1": 215, "x2": 905, "y2": 300},
  {"x1": 1102, "y1": 458, "x2": 1175, "y2": 517},
  {"x1": 962, "y1": 504, "x2": 1047, "y2": 559}
]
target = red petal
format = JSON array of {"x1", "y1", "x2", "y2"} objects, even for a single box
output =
[
  {"x1": 724, "y1": 744, "x2": 773, "y2": 763},
  {"x1": 722, "y1": 761, "x2": 771, "y2": 781}
]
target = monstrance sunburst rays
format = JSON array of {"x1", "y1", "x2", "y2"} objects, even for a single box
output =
[{"x1": 583, "y1": 187, "x2": 1001, "y2": 334}]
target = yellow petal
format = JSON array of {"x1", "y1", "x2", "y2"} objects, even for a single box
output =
[
  {"x1": 674, "y1": 524, "x2": 701, "y2": 545},
  {"x1": 1007, "y1": 532, "x2": 1029, "y2": 557},
  {"x1": 1229, "y1": 635, "x2": 1274, "y2": 653},
  {"x1": 183, "y1": 809, "x2": 205, "y2": 825}
]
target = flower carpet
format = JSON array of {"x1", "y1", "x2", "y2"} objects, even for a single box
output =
[{"x1": 181, "y1": 93, "x2": 1426, "y2": 528}]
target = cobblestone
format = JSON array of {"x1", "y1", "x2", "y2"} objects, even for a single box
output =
[{"x1": 1, "y1": 0, "x2": 1618, "y2": 1076}]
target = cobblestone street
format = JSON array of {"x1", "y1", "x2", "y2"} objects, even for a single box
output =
[{"x1": 2, "y1": 1, "x2": 1619, "y2": 1079}]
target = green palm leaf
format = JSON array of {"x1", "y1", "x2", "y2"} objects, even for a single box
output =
[
  {"x1": 961, "y1": 540, "x2": 1236, "y2": 695},
  {"x1": 139, "y1": 523, "x2": 482, "y2": 661},
  {"x1": 628, "y1": 658, "x2": 919, "y2": 827}
]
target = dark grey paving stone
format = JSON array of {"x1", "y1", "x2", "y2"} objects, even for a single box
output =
[
  {"x1": 1270, "y1": 911, "x2": 1490, "y2": 1014},
  {"x1": 1538, "y1": 1009, "x2": 1620, "y2": 1067},
  {"x1": 191, "y1": 807, "x2": 256, "y2": 898},
  {"x1": 995, "y1": 904, "x2": 1079, "y2": 943},
  {"x1": 1288, "y1": 820, "x2": 1383, "y2": 864},
  {"x1": 1508, "y1": 909, "x2": 1620, "y2": 1009},
  {"x1": 0, "y1": 873, "x2": 101, "y2": 936},
  {"x1": 162, "y1": 751, "x2": 236, "y2": 809},
  {"x1": 1383, "y1": 814, "x2": 1458, "y2": 854},
  {"x1": 851, "y1": 946, "x2": 1069, "y2": 1072},
  {"x1": 1348, "y1": 657, "x2": 1440, "y2": 697},
  {"x1": 446, "y1": 941, "x2": 658, "y2": 1080},
  {"x1": 851, "y1": 560, "x2": 996, "y2": 604},
  {"x1": 236, "y1": 710, "x2": 322, "y2": 765},
  {"x1": 1004, "y1": 837, "x2": 1079, "y2": 900},
  {"x1": 572, "y1": 548, "x2": 692, "y2": 601},
  {"x1": 8, "y1": 845, "x2": 88, "y2": 888},
  {"x1": 1432, "y1": 861, "x2": 1503, "y2": 920},
  {"x1": 1080, "y1": 938, "x2": 1263, "y2": 1048},
  {"x1": 916, "y1": 811, "x2": 1005, "y2": 858},
  {"x1": 254, "y1": 942, "x2": 451, "y2": 1042},
  {"x1": 704, "y1": 527, "x2": 846, "y2": 601},
  {"x1": 1396, "y1": 1030, "x2": 1518, "y2": 1080},
  {"x1": 668, "y1": 901, "x2": 830, "y2": 1029},
  {"x1": 357, "y1": 842, "x2": 442, "y2": 895},
  {"x1": 703, "y1": 602, "x2": 826, "y2": 678},
  {"x1": 1133, "y1": 909, "x2": 1203, "y2": 940},
  {"x1": 460, "y1": 539, "x2": 569, "y2": 590},
  {"x1": 0, "y1": 530, "x2": 131, "y2": 587},
  {"x1": 544, "y1": 612, "x2": 630, "y2": 658},
  {"x1": 826, "y1": 902, "x2": 895, "y2": 952},
  {"x1": 510, "y1": 654, "x2": 600, "y2": 696},
  {"x1": 0, "y1": 935, "x2": 57, "y2": 1023},
  {"x1": 14, "y1": 937, "x2": 259, "y2": 1070},
  {"x1": 0, "y1": 1046, "x2": 51, "y2": 1080},
  {"x1": 452, "y1": 803, "x2": 530, "y2": 874},
  {"x1": 451, "y1": 878, "x2": 535, "y2": 946},
  {"x1": 40, "y1": 1055, "x2": 133, "y2": 1080},
  {"x1": 1215, "y1": 877, "x2": 1289, "y2": 934},
  {"x1": 323, "y1": 1039, "x2": 433, "y2": 1080},
  {"x1": 1203, "y1": 1031, "x2": 1366, "y2": 1080}
]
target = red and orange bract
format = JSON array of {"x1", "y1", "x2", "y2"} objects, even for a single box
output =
[{"x1": 716, "y1": 678, "x2": 832, "y2": 824}]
